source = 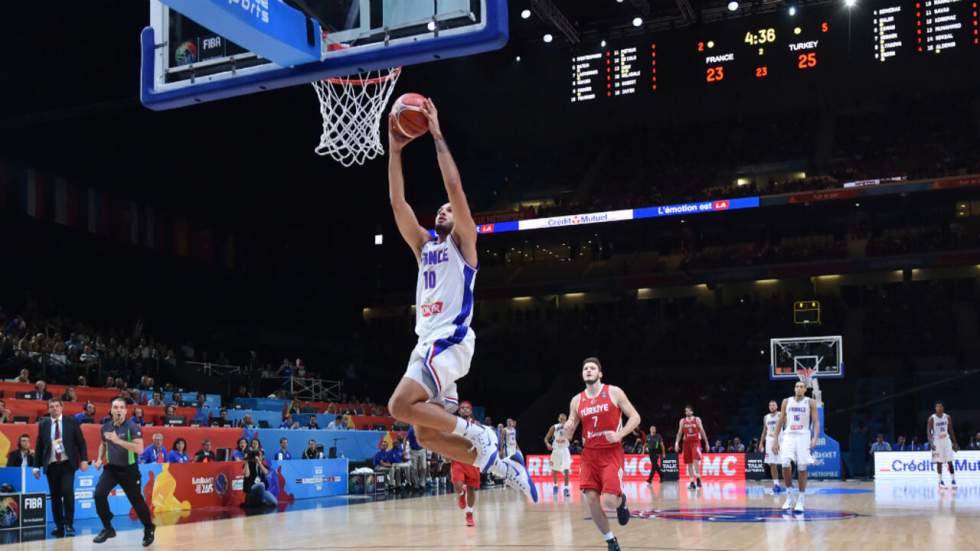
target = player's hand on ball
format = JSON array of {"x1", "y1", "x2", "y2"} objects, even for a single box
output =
[
  {"x1": 387, "y1": 114, "x2": 416, "y2": 152},
  {"x1": 603, "y1": 431, "x2": 622, "y2": 443},
  {"x1": 420, "y1": 98, "x2": 443, "y2": 139}
]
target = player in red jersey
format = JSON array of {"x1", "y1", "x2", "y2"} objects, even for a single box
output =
[
  {"x1": 674, "y1": 405, "x2": 708, "y2": 491},
  {"x1": 563, "y1": 357, "x2": 641, "y2": 551},
  {"x1": 450, "y1": 401, "x2": 480, "y2": 527}
]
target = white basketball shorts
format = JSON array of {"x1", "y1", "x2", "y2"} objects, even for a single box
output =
[
  {"x1": 780, "y1": 432, "x2": 814, "y2": 468},
  {"x1": 551, "y1": 447, "x2": 572, "y2": 472},
  {"x1": 932, "y1": 436, "x2": 955, "y2": 464},
  {"x1": 403, "y1": 330, "x2": 475, "y2": 414}
]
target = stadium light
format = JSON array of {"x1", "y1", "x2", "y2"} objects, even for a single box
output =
[
  {"x1": 427, "y1": 21, "x2": 437, "y2": 31},
  {"x1": 374, "y1": 234, "x2": 383, "y2": 246},
  {"x1": 521, "y1": 9, "x2": 532, "y2": 19},
  {"x1": 844, "y1": 0, "x2": 856, "y2": 6},
  {"x1": 789, "y1": 6, "x2": 797, "y2": 15},
  {"x1": 728, "y1": 1, "x2": 739, "y2": 10},
  {"x1": 601, "y1": 40, "x2": 607, "y2": 47},
  {"x1": 543, "y1": 33, "x2": 554, "y2": 43},
  {"x1": 632, "y1": 17, "x2": 643, "y2": 26}
]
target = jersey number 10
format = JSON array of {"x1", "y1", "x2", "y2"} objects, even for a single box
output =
[{"x1": 423, "y1": 271, "x2": 437, "y2": 289}]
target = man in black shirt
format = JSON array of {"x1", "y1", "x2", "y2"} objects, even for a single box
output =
[
  {"x1": 92, "y1": 398, "x2": 155, "y2": 546},
  {"x1": 194, "y1": 439, "x2": 217, "y2": 462},
  {"x1": 645, "y1": 425, "x2": 666, "y2": 485},
  {"x1": 7, "y1": 434, "x2": 34, "y2": 467},
  {"x1": 302, "y1": 439, "x2": 323, "y2": 460}
]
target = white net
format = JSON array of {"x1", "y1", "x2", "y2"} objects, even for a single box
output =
[{"x1": 311, "y1": 67, "x2": 401, "y2": 167}]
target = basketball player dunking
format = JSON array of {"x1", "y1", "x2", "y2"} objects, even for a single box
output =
[
  {"x1": 772, "y1": 381, "x2": 820, "y2": 512},
  {"x1": 451, "y1": 401, "x2": 481, "y2": 527},
  {"x1": 385, "y1": 100, "x2": 536, "y2": 502},
  {"x1": 758, "y1": 400, "x2": 783, "y2": 493},
  {"x1": 674, "y1": 406, "x2": 708, "y2": 491},
  {"x1": 563, "y1": 358, "x2": 641, "y2": 551},
  {"x1": 544, "y1": 413, "x2": 572, "y2": 497},
  {"x1": 928, "y1": 401, "x2": 959, "y2": 488}
]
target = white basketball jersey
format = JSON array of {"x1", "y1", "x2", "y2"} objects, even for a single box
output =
[
  {"x1": 931, "y1": 413, "x2": 950, "y2": 440},
  {"x1": 764, "y1": 413, "x2": 779, "y2": 438},
  {"x1": 784, "y1": 397, "x2": 812, "y2": 435},
  {"x1": 504, "y1": 427, "x2": 517, "y2": 450},
  {"x1": 415, "y1": 237, "x2": 477, "y2": 342},
  {"x1": 553, "y1": 423, "x2": 569, "y2": 449}
]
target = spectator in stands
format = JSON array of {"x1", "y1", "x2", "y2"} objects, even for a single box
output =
[
  {"x1": 239, "y1": 414, "x2": 257, "y2": 430},
  {"x1": 166, "y1": 438, "x2": 189, "y2": 464},
  {"x1": 910, "y1": 436, "x2": 926, "y2": 450},
  {"x1": 305, "y1": 416, "x2": 320, "y2": 430},
  {"x1": 139, "y1": 433, "x2": 168, "y2": 464},
  {"x1": 162, "y1": 405, "x2": 183, "y2": 426},
  {"x1": 210, "y1": 409, "x2": 231, "y2": 427},
  {"x1": 711, "y1": 440, "x2": 725, "y2": 453},
  {"x1": 77, "y1": 376, "x2": 87, "y2": 387},
  {"x1": 870, "y1": 433, "x2": 892, "y2": 462},
  {"x1": 327, "y1": 415, "x2": 347, "y2": 430},
  {"x1": 249, "y1": 438, "x2": 262, "y2": 454},
  {"x1": 0, "y1": 400, "x2": 11, "y2": 424},
  {"x1": 15, "y1": 369, "x2": 30, "y2": 384},
  {"x1": 194, "y1": 439, "x2": 216, "y2": 463},
  {"x1": 231, "y1": 439, "x2": 248, "y2": 461},
  {"x1": 274, "y1": 438, "x2": 292, "y2": 460},
  {"x1": 74, "y1": 402, "x2": 97, "y2": 424},
  {"x1": 893, "y1": 435, "x2": 911, "y2": 451},
  {"x1": 194, "y1": 392, "x2": 207, "y2": 407},
  {"x1": 132, "y1": 407, "x2": 147, "y2": 427},
  {"x1": 6, "y1": 434, "x2": 34, "y2": 467},
  {"x1": 279, "y1": 414, "x2": 293, "y2": 429},
  {"x1": 303, "y1": 439, "x2": 323, "y2": 460},
  {"x1": 103, "y1": 376, "x2": 114, "y2": 388},
  {"x1": 56, "y1": 386, "x2": 75, "y2": 403},
  {"x1": 171, "y1": 391, "x2": 184, "y2": 406},
  {"x1": 28, "y1": 380, "x2": 53, "y2": 401},
  {"x1": 971, "y1": 432, "x2": 980, "y2": 450},
  {"x1": 79, "y1": 345, "x2": 98, "y2": 366},
  {"x1": 146, "y1": 391, "x2": 165, "y2": 407},
  {"x1": 570, "y1": 439, "x2": 583, "y2": 454},
  {"x1": 732, "y1": 437, "x2": 746, "y2": 453}
]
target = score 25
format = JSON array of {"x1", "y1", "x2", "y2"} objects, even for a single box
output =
[{"x1": 797, "y1": 52, "x2": 817, "y2": 69}]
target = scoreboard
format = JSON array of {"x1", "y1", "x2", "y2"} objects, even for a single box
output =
[{"x1": 570, "y1": 0, "x2": 978, "y2": 103}]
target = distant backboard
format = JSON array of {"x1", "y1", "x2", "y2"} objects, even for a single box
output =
[
  {"x1": 141, "y1": 0, "x2": 508, "y2": 110},
  {"x1": 769, "y1": 335, "x2": 844, "y2": 380}
]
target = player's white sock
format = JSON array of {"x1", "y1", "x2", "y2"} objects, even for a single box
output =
[
  {"x1": 453, "y1": 417, "x2": 468, "y2": 436},
  {"x1": 465, "y1": 506, "x2": 474, "y2": 514},
  {"x1": 603, "y1": 532, "x2": 615, "y2": 541}
]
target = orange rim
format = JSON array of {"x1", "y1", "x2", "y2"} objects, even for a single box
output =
[{"x1": 325, "y1": 67, "x2": 402, "y2": 86}]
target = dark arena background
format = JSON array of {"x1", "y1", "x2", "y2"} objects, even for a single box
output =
[{"x1": 0, "y1": 0, "x2": 979, "y2": 549}]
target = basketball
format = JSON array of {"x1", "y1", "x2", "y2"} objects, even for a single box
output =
[{"x1": 391, "y1": 92, "x2": 430, "y2": 138}]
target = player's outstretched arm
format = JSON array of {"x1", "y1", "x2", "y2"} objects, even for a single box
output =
[
  {"x1": 420, "y1": 99, "x2": 477, "y2": 265},
  {"x1": 388, "y1": 114, "x2": 430, "y2": 259}
]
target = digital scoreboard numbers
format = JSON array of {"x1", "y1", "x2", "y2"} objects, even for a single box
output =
[
  {"x1": 567, "y1": 0, "x2": 978, "y2": 104},
  {"x1": 609, "y1": 47, "x2": 642, "y2": 97},
  {"x1": 916, "y1": 0, "x2": 974, "y2": 53},
  {"x1": 571, "y1": 52, "x2": 603, "y2": 102}
]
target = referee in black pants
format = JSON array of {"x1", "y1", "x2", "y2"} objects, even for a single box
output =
[{"x1": 92, "y1": 398, "x2": 155, "y2": 546}]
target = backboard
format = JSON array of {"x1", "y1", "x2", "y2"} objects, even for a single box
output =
[
  {"x1": 141, "y1": 0, "x2": 509, "y2": 110},
  {"x1": 769, "y1": 335, "x2": 844, "y2": 380}
]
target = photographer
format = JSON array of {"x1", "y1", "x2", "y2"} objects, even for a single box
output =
[{"x1": 243, "y1": 449, "x2": 277, "y2": 507}]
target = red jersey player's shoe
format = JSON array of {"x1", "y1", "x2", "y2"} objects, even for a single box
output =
[
  {"x1": 457, "y1": 492, "x2": 466, "y2": 510},
  {"x1": 465, "y1": 512, "x2": 475, "y2": 527}
]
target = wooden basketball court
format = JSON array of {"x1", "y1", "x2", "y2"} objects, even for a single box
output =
[{"x1": 4, "y1": 479, "x2": 977, "y2": 550}]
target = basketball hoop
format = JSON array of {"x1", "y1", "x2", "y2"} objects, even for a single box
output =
[
  {"x1": 311, "y1": 42, "x2": 402, "y2": 166},
  {"x1": 797, "y1": 367, "x2": 817, "y2": 389}
]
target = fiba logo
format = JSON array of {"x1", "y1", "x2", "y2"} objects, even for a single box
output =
[
  {"x1": 215, "y1": 473, "x2": 228, "y2": 496},
  {"x1": 175, "y1": 41, "x2": 197, "y2": 65}
]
